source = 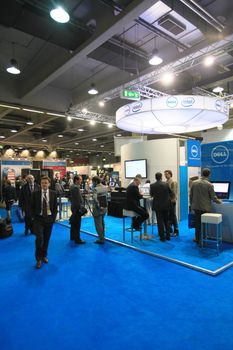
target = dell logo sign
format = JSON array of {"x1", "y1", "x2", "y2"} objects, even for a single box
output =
[
  {"x1": 132, "y1": 102, "x2": 143, "y2": 113},
  {"x1": 191, "y1": 145, "x2": 199, "y2": 158},
  {"x1": 211, "y1": 145, "x2": 229, "y2": 164},
  {"x1": 166, "y1": 97, "x2": 178, "y2": 108}
]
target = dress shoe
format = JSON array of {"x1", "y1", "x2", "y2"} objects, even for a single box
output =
[
  {"x1": 166, "y1": 235, "x2": 170, "y2": 241},
  {"x1": 75, "y1": 239, "x2": 86, "y2": 244},
  {"x1": 36, "y1": 260, "x2": 42, "y2": 269},
  {"x1": 24, "y1": 229, "x2": 28, "y2": 236},
  {"x1": 132, "y1": 225, "x2": 142, "y2": 231},
  {"x1": 160, "y1": 237, "x2": 166, "y2": 242},
  {"x1": 94, "y1": 239, "x2": 104, "y2": 244},
  {"x1": 42, "y1": 257, "x2": 49, "y2": 263}
]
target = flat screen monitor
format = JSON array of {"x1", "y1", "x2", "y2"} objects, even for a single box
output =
[
  {"x1": 211, "y1": 181, "x2": 231, "y2": 199},
  {"x1": 124, "y1": 159, "x2": 147, "y2": 179}
]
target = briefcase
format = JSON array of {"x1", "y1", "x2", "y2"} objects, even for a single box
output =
[{"x1": 188, "y1": 212, "x2": 196, "y2": 229}]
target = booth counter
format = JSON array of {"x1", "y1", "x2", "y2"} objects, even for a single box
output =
[{"x1": 211, "y1": 201, "x2": 233, "y2": 243}]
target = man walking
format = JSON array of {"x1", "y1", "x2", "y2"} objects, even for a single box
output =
[
  {"x1": 19, "y1": 175, "x2": 40, "y2": 235},
  {"x1": 190, "y1": 168, "x2": 222, "y2": 244},
  {"x1": 31, "y1": 176, "x2": 57, "y2": 269},
  {"x1": 150, "y1": 172, "x2": 173, "y2": 242},
  {"x1": 92, "y1": 176, "x2": 108, "y2": 244}
]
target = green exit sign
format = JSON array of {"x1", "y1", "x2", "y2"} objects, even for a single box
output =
[{"x1": 121, "y1": 89, "x2": 140, "y2": 100}]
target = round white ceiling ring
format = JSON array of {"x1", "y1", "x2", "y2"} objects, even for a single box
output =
[{"x1": 116, "y1": 95, "x2": 229, "y2": 134}]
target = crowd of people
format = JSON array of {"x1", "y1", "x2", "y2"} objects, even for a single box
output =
[{"x1": 0, "y1": 167, "x2": 222, "y2": 268}]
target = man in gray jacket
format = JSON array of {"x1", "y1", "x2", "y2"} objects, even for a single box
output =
[
  {"x1": 92, "y1": 176, "x2": 108, "y2": 244},
  {"x1": 190, "y1": 168, "x2": 222, "y2": 244},
  {"x1": 69, "y1": 175, "x2": 85, "y2": 244}
]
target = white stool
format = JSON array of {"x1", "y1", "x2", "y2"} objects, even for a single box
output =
[
  {"x1": 201, "y1": 213, "x2": 223, "y2": 255},
  {"x1": 123, "y1": 209, "x2": 142, "y2": 243}
]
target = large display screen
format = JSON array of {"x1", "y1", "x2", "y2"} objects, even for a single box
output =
[
  {"x1": 124, "y1": 159, "x2": 147, "y2": 178},
  {"x1": 211, "y1": 181, "x2": 231, "y2": 199}
]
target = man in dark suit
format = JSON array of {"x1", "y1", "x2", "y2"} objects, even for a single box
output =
[
  {"x1": 31, "y1": 176, "x2": 57, "y2": 269},
  {"x1": 69, "y1": 175, "x2": 85, "y2": 244},
  {"x1": 150, "y1": 172, "x2": 173, "y2": 242},
  {"x1": 126, "y1": 176, "x2": 149, "y2": 230},
  {"x1": 19, "y1": 175, "x2": 40, "y2": 235}
]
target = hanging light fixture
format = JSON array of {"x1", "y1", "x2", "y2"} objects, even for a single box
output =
[
  {"x1": 6, "y1": 43, "x2": 21, "y2": 75},
  {"x1": 149, "y1": 37, "x2": 163, "y2": 66},
  {"x1": 50, "y1": 6, "x2": 70, "y2": 23},
  {"x1": 213, "y1": 86, "x2": 224, "y2": 93},
  {"x1": 88, "y1": 83, "x2": 98, "y2": 95}
]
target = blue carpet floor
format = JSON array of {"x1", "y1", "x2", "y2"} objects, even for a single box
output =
[
  {"x1": 61, "y1": 216, "x2": 233, "y2": 274},
  {"x1": 1, "y1": 222, "x2": 233, "y2": 350}
]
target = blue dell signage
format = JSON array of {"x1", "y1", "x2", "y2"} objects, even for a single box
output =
[
  {"x1": 211, "y1": 145, "x2": 229, "y2": 164},
  {"x1": 187, "y1": 140, "x2": 201, "y2": 166}
]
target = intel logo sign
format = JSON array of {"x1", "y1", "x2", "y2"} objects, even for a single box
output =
[
  {"x1": 166, "y1": 97, "x2": 178, "y2": 108},
  {"x1": 211, "y1": 145, "x2": 229, "y2": 164},
  {"x1": 223, "y1": 104, "x2": 228, "y2": 114},
  {"x1": 132, "y1": 102, "x2": 143, "y2": 113},
  {"x1": 215, "y1": 100, "x2": 222, "y2": 111},
  {"x1": 181, "y1": 97, "x2": 195, "y2": 107},
  {"x1": 191, "y1": 144, "x2": 199, "y2": 158}
]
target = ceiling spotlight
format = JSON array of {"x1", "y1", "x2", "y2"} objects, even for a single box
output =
[
  {"x1": 75, "y1": 142, "x2": 79, "y2": 145},
  {"x1": 98, "y1": 101, "x2": 105, "y2": 107},
  {"x1": 217, "y1": 124, "x2": 223, "y2": 130},
  {"x1": 58, "y1": 134, "x2": 63, "y2": 138},
  {"x1": 213, "y1": 86, "x2": 224, "y2": 93},
  {"x1": 92, "y1": 138, "x2": 97, "y2": 141},
  {"x1": 204, "y1": 56, "x2": 215, "y2": 67},
  {"x1": 100, "y1": 145, "x2": 104, "y2": 148},
  {"x1": 26, "y1": 121, "x2": 34, "y2": 125},
  {"x1": 67, "y1": 116, "x2": 72, "y2": 121},
  {"x1": 82, "y1": 108, "x2": 88, "y2": 113},
  {"x1": 11, "y1": 129, "x2": 17, "y2": 133},
  {"x1": 149, "y1": 49, "x2": 163, "y2": 66},
  {"x1": 116, "y1": 134, "x2": 122, "y2": 137},
  {"x1": 161, "y1": 72, "x2": 175, "y2": 85},
  {"x1": 50, "y1": 6, "x2": 70, "y2": 23},
  {"x1": 78, "y1": 128, "x2": 84, "y2": 132},
  {"x1": 88, "y1": 83, "x2": 98, "y2": 95},
  {"x1": 6, "y1": 58, "x2": 21, "y2": 75},
  {"x1": 90, "y1": 120, "x2": 96, "y2": 125},
  {"x1": 42, "y1": 139, "x2": 47, "y2": 142},
  {"x1": 0, "y1": 135, "x2": 5, "y2": 139}
]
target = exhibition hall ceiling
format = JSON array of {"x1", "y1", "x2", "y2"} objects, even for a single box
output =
[{"x1": 0, "y1": 0, "x2": 233, "y2": 160}]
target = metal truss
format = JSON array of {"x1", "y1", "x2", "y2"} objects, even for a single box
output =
[
  {"x1": 71, "y1": 33, "x2": 233, "y2": 112},
  {"x1": 192, "y1": 87, "x2": 233, "y2": 104},
  {"x1": 65, "y1": 108, "x2": 115, "y2": 124}
]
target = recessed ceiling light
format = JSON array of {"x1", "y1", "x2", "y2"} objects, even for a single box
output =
[
  {"x1": 75, "y1": 142, "x2": 79, "y2": 145},
  {"x1": 78, "y1": 128, "x2": 84, "y2": 132},
  {"x1": 161, "y1": 72, "x2": 175, "y2": 85},
  {"x1": 67, "y1": 116, "x2": 72, "y2": 121},
  {"x1": 100, "y1": 145, "x2": 104, "y2": 147},
  {"x1": 58, "y1": 134, "x2": 63, "y2": 138},
  {"x1": 11, "y1": 129, "x2": 17, "y2": 133},
  {"x1": 217, "y1": 124, "x2": 223, "y2": 130},
  {"x1": 116, "y1": 134, "x2": 122, "y2": 137},
  {"x1": 42, "y1": 139, "x2": 47, "y2": 142},
  {"x1": 0, "y1": 135, "x2": 5, "y2": 139},
  {"x1": 18, "y1": 146, "x2": 23, "y2": 149},
  {"x1": 90, "y1": 120, "x2": 96, "y2": 125},
  {"x1": 98, "y1": 101, "x2": 105, "y2": 107},
  {"x1": 88, "y1": 83, "x2": 98, "y2": 95},
  {"x1": 26, "y1": 121, "x2": 34, "y2": 125},
  {"x1": 92, "y1": 138, "x2": 97, "y2": 141},
  {"x1": 108, "y1": 123, "x2": 113, "y2": 128},
  {"x1": 213, "y1": 86, "x2": 224, "y2": 93},
  {"x1": 82, "y1": 108, "x2": 88, "y2": 113},
  {"x1": 69, "y1": 150, "x2": 73, "y2": 153},
  {"x1": 50, "y1": 6, "x2": 70, "y2": 23},
  {"x1": 204, "y1": 55, "x2": 215, "y2": 67}
]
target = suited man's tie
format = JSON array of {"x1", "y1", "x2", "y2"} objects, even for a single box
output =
[{"x1": 43, "y1": 191, "x2": 48, "y2": 217}]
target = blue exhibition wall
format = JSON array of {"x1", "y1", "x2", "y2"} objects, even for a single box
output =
[
  {"x1": 179, "y1": 166, "x2": 188, "y2": 220},
  {"x1": 202, "y1": 141, "x2": 233, "y2": 199}
]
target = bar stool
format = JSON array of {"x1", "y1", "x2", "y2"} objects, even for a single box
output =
[
  {"x1": 201, "y1": 213, "x2": 223, "y2": 255},
  {"x1": 122, "y1": 209, "x2": 142, "y2": 243}
]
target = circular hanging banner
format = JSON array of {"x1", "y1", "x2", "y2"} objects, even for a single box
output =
[{"x1": 116, "y1": 95, "x2": 229, "y2": 134}]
